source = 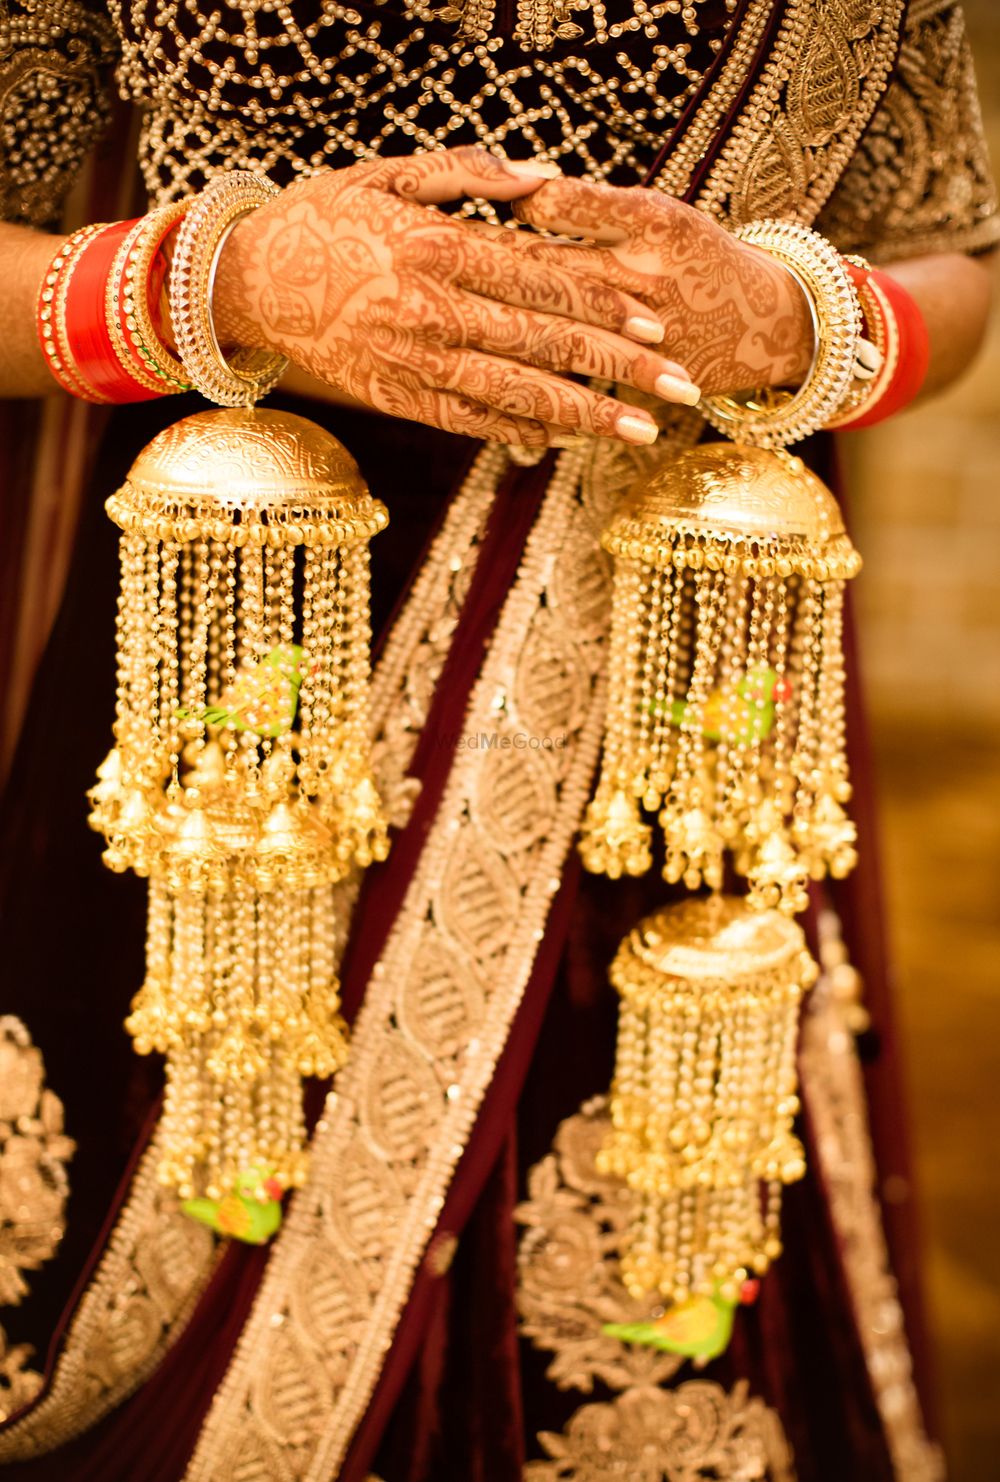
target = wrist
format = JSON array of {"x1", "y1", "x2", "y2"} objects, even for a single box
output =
[
  {"x1": 210, "y1": 212, "x2": 269, "y2": 352},
  {"x1": 702, "y1": 220, "x2": 863, "y2": 448},
  {"x1": 750, "y1": 245, "x2": 815, "y2": 389}
]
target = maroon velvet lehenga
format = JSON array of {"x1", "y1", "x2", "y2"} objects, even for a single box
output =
[{"x1": 0, "y1": 1, "x2": 997, "y2": 1477}]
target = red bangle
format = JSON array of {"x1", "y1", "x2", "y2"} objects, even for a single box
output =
[
  {"x1": 36, "y1": 219, "x2": 180, "y2": 403},
  {"x1": 109, "y1": 203, "x2": 192, "y2": 392},
  {"x1": 63, "y1": 220, "x2": 170, "y2": 403},
  {"x1": 832, "y1": 264, "x2": 930, "y2": 431},
  {"x1": 37, "y1": 225, "x2": 111, "y2": 400}
]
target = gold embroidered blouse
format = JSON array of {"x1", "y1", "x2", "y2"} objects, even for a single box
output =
[{"x1": 0, "y1": 0, "x2": 997, "y2": 260}]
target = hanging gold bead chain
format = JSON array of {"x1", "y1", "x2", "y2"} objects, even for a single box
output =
[
  {"x1": 88, "y1": 408, "x2": 389, "y2": 1203},
  {"x1": 599, "y1": 895, "x2": 818, "y2": 1303}
]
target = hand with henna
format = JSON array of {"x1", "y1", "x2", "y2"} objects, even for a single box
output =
[
  {"x1": 510, "y1": 179, "x2": 815, "y2": 396},
  {"x1": 212, "y1": 148, "x2": 702, "y2": 448}
]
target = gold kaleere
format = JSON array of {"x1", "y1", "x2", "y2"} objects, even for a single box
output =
[
  {"x1": 87, "y1": 407, "x2": 388, "y2": 1201},
  {"x1": 580, "y1": 443, "x2": 862, "y2": 914},
  {"x1": 599, "y1": 895, "x2": 817, "y2": 1305}
]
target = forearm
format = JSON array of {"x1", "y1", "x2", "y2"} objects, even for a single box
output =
[
  {"x1": 0, "y1": 222, "x2": 67, "y2": 397},
  {"x1": 878, "y1": 251, "x2": 995, "y2": 400}
]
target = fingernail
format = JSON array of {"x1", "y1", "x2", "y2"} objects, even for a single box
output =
[
  {"x1": 506, "y1": 159, "x2": 562, "y2": 179},
  {"x1": 625, "y1": 315, "x2": 665, "y2": 345},
  {"x1": 655, "y1": 372, "x2": 702, "y2": 406},
  {"x1": 616, "y1": 414, "x2": 659, "y2": 446}
]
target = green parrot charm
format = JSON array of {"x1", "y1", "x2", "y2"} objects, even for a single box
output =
[
  {"x1": 176, "y1": 643, "x2": 309, "y2": 738},
  {"x1": 603, "y1": 1279, "x2": 760, "y2": 1365},
  {"x1": 182, "y1": 1165, "x2": 286, "y2": 1243},
  {"x1": 652, "y1": 666, "x2": 790, "y2": 746}
]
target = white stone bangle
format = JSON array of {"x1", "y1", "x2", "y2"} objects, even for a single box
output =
[
  {"x1": 169, "y1": 171, "x2": 289, "y2": 408},
  {"x1": 700, "y1": 218, "x2": 863, "y2": 450}
]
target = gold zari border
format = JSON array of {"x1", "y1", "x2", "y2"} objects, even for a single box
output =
[
  {"x1": 660, "y1": 0, "x2": 906, "y2": 226},
  {"x1": 183, "y1": 435, "x2": 638, "y2": 1480},
  {"x1": 0, "y1": 1133, "x2": 217, "y2": 1456},
  {"x1": 801, "y1": 911, "x2": 944, "y2": 1482}
]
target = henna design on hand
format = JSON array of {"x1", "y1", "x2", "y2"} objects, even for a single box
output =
[
  {"x1": 213, "y1": 147, "x2": 700, "y2": 446},
  {"x1": 513, "y1": 179, "x2": 815, "y2": 396}
]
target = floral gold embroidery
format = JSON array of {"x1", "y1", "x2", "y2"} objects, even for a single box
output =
[
  {"x1": 523, "y1": 1382, "x2": 795, "y2": 1482},
  {"x1": 817, "y1": 0, "x2": 1000, "y2": 260},
  {"x1": 515, "y1": 1098, "x2": 796, "y2": 1481},
  {"x1": 516, "y1": 1096, "x2": 685, "y2": 1395},
  {"x1": 0, "y1": 1016, "x2": 75, "y2": 1310},
  {"x1": 0, "y1": 1017, "x2": 75, "y2": 1423},
  {"x1": 0, "y1": 1326, "x2": 43, "y2": 1423}
]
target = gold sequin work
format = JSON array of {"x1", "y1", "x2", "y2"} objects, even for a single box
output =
[
  {"x1": 0, "y1": 0, "x2": 117, "y2": 225},
  {"x1": 108, "y1": 0, "x2": 740, "y2": 208}
]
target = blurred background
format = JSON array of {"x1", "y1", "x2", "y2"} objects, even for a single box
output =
[{"x1": 849, "y1": 4, "x2": 1000, "y2": 1476}]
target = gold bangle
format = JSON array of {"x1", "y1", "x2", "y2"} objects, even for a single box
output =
[
  {"x1": 108, "y1": 203, "x2": 193, "y2": 393},
  {"x1": 104, "y1": 224, "x2": 169, "y2": 395},
  {"x1": 700, "y1": 219, "x2": 863, "y2": 449},
  {"x1": 168, "y1": 171, "x2": 288, "y2": 407}
]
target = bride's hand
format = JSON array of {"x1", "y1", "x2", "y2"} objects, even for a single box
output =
[
  {"x1": 512, "y1": 179, "x2": 815, "y2": 396},
  {"x1": 212, "y1": 149, "x2": 701, "y2": 447}
]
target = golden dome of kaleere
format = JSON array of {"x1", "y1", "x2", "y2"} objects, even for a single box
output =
[
  {"x1": 106, "y1": 407, "x2": 387, "y2": 545},
  {"x1": 603, "y1": 442, "x2": 861, "y2": 581},
  {"x1": 617, "y1": 894, "x2": 814, "y2": 989}
]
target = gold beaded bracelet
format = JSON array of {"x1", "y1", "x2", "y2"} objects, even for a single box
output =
[
  {"x1": 700, "y1": 218, "x2": 864, "y2": 449},
  {"x1": 168, "y1": 171, "x2": 288, "y2": 407},
  {"x1": 107, "y1": 201, "x2": 194, "y2": 394}
]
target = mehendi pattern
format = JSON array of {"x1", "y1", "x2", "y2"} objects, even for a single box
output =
[{"x1": 215, "y1": 152, "x2": 689, "y2": 445}]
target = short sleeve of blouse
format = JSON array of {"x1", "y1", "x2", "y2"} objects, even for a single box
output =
[
  {"x1": 0, "y1": 0, "x2": 119, "y2": 226},
  {"x1": 817, "y1": 0, "x2": 1000, "y2": 262}
]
